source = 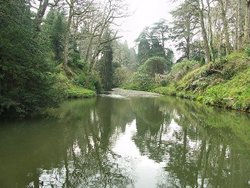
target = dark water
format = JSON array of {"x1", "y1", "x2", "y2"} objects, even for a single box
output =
[{"x1": 0, "y1": 96, "x2": 250, "y2": 188}]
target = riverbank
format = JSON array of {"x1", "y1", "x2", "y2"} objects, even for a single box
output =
[
  {"x1": 152, "y1": 53, "x2": 250, "y2": 113},
  {"x1": 123, "y1": 52, "x2": 250, "y2": 113}
]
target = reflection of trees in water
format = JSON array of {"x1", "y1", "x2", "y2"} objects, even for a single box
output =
[
  {"x1": 130, "y1": 98, "x2": 171, "y2": 162},
  {"x1": 131, "y1": 97, "x2": 250, "y2": 188},
  {"x1": 1, "y1": 97, "x2": 250, "y2": 187},
  {"x1": 0, "y1": 97, "x2": 135, "y2": 188},
  {"x1": 50, "y1": 97, "x2": 135, "y2": 188}
]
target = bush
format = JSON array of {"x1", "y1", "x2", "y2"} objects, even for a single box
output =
[
  {"x1": 124, "y1": 72, "x2": 156, "y2": 91},
  {"x1": 113, "y1": 67, "x2": 133, "y2": 87},
  {"x1": 245, "y1": 46, "x2": 250, "y2": 57},
  {"x1": 168, "y1": 60, "x2": 200, "y2": 81},
  {"x1": 140, "y1": 56, "x2": 168, "y2": 76}
]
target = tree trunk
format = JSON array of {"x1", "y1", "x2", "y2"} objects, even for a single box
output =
[
  {"x1": 186, "y1": 19, "x2": 191, "y2": 60},
  {"x1": 244, "y1": 0, "x2": 250, "y2": 45},
  {"x1": 207, "y1": 0, "x2": 215, "y2": 61},
  {"x1": 63, "y1": 6, "x2": 73, "y2": 69},
  {"x1": 218, "y1": 0, "x2": 231, "y2": 55},
  {"x1": 199, "y1": 0, "x2": 211, "y2": 63},
  {"x1": 236, "y1": 0, "x2": 244, "y2": 50},
  {"x1": 34, "y1": 0, "x2": 49, "y2": 33}
]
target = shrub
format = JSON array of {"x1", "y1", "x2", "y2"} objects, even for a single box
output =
[
  {"x1": 124, "y1": 72, "x2": 156, "y2": 91},
  {"x1": 113, "y1": 67, "x2": 133, "y2": 87},
  {"x1": 140, "y1": 56, "x2": 169, "y2": 76}
]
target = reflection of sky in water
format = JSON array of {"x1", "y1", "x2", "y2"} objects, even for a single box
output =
[
  {"x1": 1, "y1": 97, "x2": 250, "y2": 188},
  {"x1": 36, "y1": 118, "x2": 204, "y2": 187},
  {"x1": 162, "y1": 119, "x2": 182, "y2": 143},
  {"x1": 112, "y1": 119, "x2": 166, "y2": 188},
  {"x1": 38, "y1": 168, "x2": 66, "y2": 188}
]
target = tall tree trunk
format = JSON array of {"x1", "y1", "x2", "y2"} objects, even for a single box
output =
[
  {"x1": 34, "y1": 0, "x2": 49, "y2": 33},
  {"x1": 63, "y1": 5, "x2": 73, "y2": 70},
  {"x1": 244, "y1": 0, "x2": 250, "y2": 45},
  {"x1": 207, "y1": 0, "x2": 215, "y2": 61},
  {"x1": 186, "y1": 19, "x2": 191, "y2": 60},
  {"x1": 236, "y1": 0, "x2": 244, "y2": 50},
  {"x1": 218, "y1": 0, "x2": 231, "y2": 55},
  {"x1": 199, "y1": 0, "x2": 211, "y2": 63}
]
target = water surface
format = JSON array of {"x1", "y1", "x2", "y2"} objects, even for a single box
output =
[{"x1": 0, "y1": 96, "x2": 250, "y2": 188}]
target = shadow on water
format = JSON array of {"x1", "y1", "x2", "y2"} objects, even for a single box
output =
[{"x1": 0, "y1": 96, "x2": 250, "y2": 187}]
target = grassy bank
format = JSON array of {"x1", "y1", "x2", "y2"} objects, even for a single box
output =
[
  {"x1": 153, "y1": 52, "x2": 250, "y2": 112},
  {"x1": 66, "y1": 86, "x2": 96, "y2": 98},
  {"x1": 56, "y1": 67, "x2": 96, "y2": 99}
]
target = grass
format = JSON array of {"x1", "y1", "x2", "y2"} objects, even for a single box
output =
[
  {"x1": 56, "y1": 67, "x2": 96, "y2": 99},
  {"x1": 153, "y1": 52, "x2": 250, "y2": 112},
  {"x1": 66, "y1": 85, "x2": 96, "y2": 98},
  {"x1": 203, "y1": 67, "x2": 250, "y2": 111}
]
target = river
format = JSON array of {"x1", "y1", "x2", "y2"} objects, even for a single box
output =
[{"x1": 0, "y1": 95, "x2": 250, "y2": 188}]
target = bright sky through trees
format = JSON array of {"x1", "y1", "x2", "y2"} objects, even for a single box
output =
[{"x1": 120, "y1": 0, "x2": 179, "y2": 47}]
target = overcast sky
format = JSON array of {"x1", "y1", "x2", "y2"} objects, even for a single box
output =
[{"x1": 119, "y1": 0, "x2": 179, "y2": 47}]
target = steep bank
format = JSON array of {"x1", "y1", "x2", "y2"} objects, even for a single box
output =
[{"x1": 154, "y1": 52, "x2": 250, "y2": 112}]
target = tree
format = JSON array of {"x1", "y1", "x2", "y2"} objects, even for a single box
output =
[
  {"x1": 76, "y1": 0, "x2": 128, "y2": 73},
  {"x1": 98, "y1": 31, "x2": 114, "y2": 91},
  {"x1": 141, "y1": 56, "x2": 169, "y2": 77},
  {"x1": 151, "y1": 19, "x2": 170, "y2": 51},
  {"x1": 112, "y1": 41, "x2": 138, "y2": 70},
  {"x1": 217, "y1": 0, "x2": 231, "y2": 55},
  {"x1": 0, "y1": 0, "x2": 61, "y2": 117},
  {"x1": 149, "y1": 38, "x2": 166, "y2": 58},
  {"x1": 137, "y1": 30, "x2": 151, "y2": 64},
  {"x1": 42, "y1": 9, "x2": 66, "y2": 63},
  {"x1": 171, "y1": 1, "x2": 199, "y2": 60},
  {"x1": 63, "y1": 0, "x2": 94, "y2": 70},
  {"x1": 244, "y1": 0, "x2": 250, "y2": 44}
]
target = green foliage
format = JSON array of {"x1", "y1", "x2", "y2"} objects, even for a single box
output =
[
  {"x1": 167, "y1": 60, "x2": 200, "y2": 81},
  {"x1": 153, "y1": 52, "x2": 250, "y2": 112},
  {"x1": 203, "y1": 68, "x2": 250, "y2": 111},
  {"x1": 67, "y1": 86, "x2": 96, "y2": 98},
  {"x1": 113, "y1": 67, "x2": 133, "y2": 87},
  {"x1": 0, "y1": 0, "x2": 63, "y2": 117},
  {"x1": 153, "y1": 85, "x2": 177, "y2": 96},
  {"x1": 149, "y1": 38, "x2": 165, "y2": 58},
  {"x1": 41, "y1": 9, "x2": 67, "y2": 63},
  {"x1": 112, "y1": 41, "x2": 138, "y2": 70},
  {"x1": 97, "y1": 32, "x2": 114, "y2": 91},
  {"x1": 137, "y1": 34, "x2": 151, "y2": 64},
  {"x1": 140, "y1": 56, "x2": 168, "y2": 76},
  {"x1": 245, "y1": 46, "x2": 250, "y2": 56},
  {"x1": 124, "y1": 72, "x2": 156, "y2": 91}
]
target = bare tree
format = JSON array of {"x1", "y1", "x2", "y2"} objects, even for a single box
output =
[
  {"x1": 63, "y1": 0, "x2": 94, "y2": 71},
  {"x1": 77, "y1": 0, "x2": 128, "y2": 72},
  {"x1": 31, "y1": 0, "x2": 60, "y2": 32}
]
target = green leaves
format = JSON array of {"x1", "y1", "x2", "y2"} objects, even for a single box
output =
[{"x1": 0, "y1": 0, "x2": 63, "y2": 118}]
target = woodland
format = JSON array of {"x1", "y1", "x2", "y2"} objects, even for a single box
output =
[{"x1": 0, "y1": 0, "x2": 250, "y2": 118}]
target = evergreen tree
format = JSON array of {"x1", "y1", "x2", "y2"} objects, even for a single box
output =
[
  {"x1": 149, "y1": 38, "x2": 166, "y2": 58},
  {"x1": 0, "y1": 0, "x2": 61, "y2": 117},
  {"x1": 42, "y1": 9, "x2": 66, "y2": 63},
  {"x1": 51, "y1": 12, "x2": 66, "y2": 62},
  {"x1": 99, "y1": 32, "x2": 113, "y2": 91},
  {"x1": 137, "y1": 31, "x2": 151, "y2": 64}
]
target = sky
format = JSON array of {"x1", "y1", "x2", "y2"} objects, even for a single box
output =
[{"x1": 119, "y1": 0, "x2": 179, "y2": 47}]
